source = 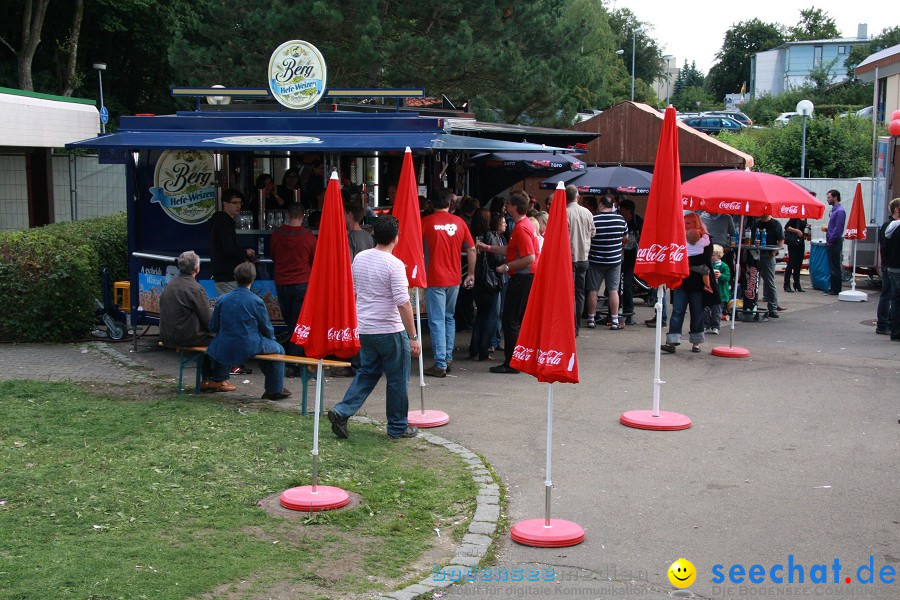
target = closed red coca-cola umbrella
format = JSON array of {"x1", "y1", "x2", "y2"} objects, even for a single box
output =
[
  {"x1": 623, "y1": 106, "x2": 692, "y2": 431},
  {"x1": 390, "y1": 147, "x2": 448, "y2": 427},
  {"x1": 839, "y1": 181, "x2": 867, "y2": 302},
  {"x1": 508, "y1": 181, "x2": 584, "y2": 548},
  {"x1": 281, "y1": 171, "x2": 359, "y2": 512}
]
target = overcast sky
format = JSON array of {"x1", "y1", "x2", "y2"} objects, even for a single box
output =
[{"x1": 612, "y1": 1, "x2": 890, "y2": 74}]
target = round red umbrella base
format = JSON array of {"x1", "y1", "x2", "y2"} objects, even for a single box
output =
[
  {"x1": 407, "y1": 409, "x2": 450, "y2": 428},
  {"x1": 510, "y1": 518, "x2": 585, "y2": 547},
  {"x1": 620, "y1": 410, "x2": 692, "y2": 431},
  {"x1": 280, "y1": 485, "x2": 350, "y2": 512},
  {"x1": 711, "y1": 345, "x2": 750, "y2": 358}
]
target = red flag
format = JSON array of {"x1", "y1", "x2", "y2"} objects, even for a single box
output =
[
  {"x1": 292, "y1": 172, "x2": 360, "y2": 358},
  {"x1": 509, "y1": 182, "x2": 578, "y2": 383},
  {"x1": 844, "y1": 182, "x2": 867, "y2": 240},
  {"x1": 635, "y1": 106, "x2": 689, "y2": 289},
  {"x1": 391, "y1": 148, "x2": 428, "y2": 288}
]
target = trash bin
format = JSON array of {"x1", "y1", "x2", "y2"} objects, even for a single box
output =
[{"x1": 809, "y1": 241, "x2": 830, "y2": 291}]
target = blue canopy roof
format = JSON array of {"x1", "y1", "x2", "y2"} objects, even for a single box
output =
[{"x1": 67, "y1": 110, "x2": 569, "y2": 155}]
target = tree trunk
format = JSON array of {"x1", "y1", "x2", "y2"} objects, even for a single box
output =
[
  {"x1": 60, "y1": 0, "x2": 84, "y2": 96},
  {"x1": 19, "y1": 0, "x2": 51, "y2": 91}
]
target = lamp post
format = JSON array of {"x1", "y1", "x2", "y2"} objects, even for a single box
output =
[
  {"x1": 662, "y1": 55, "x2": 674, "y2": 106},
  {"x1": 93, "y1": 62, "x2": 107, "y2": 134},
  {"x1": 631, "y1": 28, "x2": 643, "y2": 101},
  {"x1": 796, "y1": 99, "x2": 814, "y2": 177}
]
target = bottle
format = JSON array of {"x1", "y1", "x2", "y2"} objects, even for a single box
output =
[
  {"x1": 744, "y1": 228, "x2": 752, "y2": 244},
  {"x1": 754, "y1": 230, "x2": 761, "y2": 246},
  {"x1": 257, "y1": 237, "x2": 265, "y2": 258},
  {"x1": 761, "y1": 229, "x2": 767, "y2": 246},
  {"x1": 731, "y1": 231, "x2": 739, "y2": 247}
]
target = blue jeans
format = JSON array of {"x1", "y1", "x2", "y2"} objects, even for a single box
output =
[
  {"x1": 331, "y1": 332, "x2": 411, "y2": 436},
  {"x1": 876, "y1": 266, "x2": 893, "y2": 332},
  {"x1": 667, "y1": 288, "x2": 706, "y2": 345},
  {"x1": 276, "y1": 283, "x2": 308, "y2": 356},
  {"x1": 469, "y1": 290, "x2": 500, "y2": 359},
  {"x1": 826, "y1": 240, "x2": 843, "y2": 293},
  {"x1": 425, "y1": 286, "x2": 459, "y2": 369},
  {"x1": 210, "y1": 342, "x2": 286, "y2": 394}
]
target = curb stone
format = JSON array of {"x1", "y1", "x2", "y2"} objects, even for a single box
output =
[{"x1": 379, "y1": 432, "x2": 502, "y2": 599}]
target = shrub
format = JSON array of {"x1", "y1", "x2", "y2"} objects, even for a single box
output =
[{"x1": 0, "y1": 213, "x2": 127, "y2": 341}]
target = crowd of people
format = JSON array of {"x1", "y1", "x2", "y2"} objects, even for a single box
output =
[{"x1": 159, "y1": 182, "x2": 900, "y2": 438}]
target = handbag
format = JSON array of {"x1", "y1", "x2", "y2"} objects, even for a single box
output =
[
  {"x1": 784, "y1": 229, "x2": 803, "y2": 247},
  {"x1": 475, "y1": 254, "x2": 501, "y2": 291}
]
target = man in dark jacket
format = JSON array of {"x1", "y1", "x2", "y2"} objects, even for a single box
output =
[
  {"x1": 209, "y1": 189, "x2": 255, "y2": 295},
  {"x1": 159, "y1": 250, "x2": 234, "y2": 392}
]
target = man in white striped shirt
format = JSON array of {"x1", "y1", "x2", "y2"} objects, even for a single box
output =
[
  {"x1": 328, "y1": 216, "x2": 422, "y2": 440},
  {"x1": 586, "y1": 196, "x2": 628, "y2": 330}
]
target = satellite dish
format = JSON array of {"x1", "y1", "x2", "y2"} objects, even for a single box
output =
[
  {"x1": 796, "y1": 99, "x2": 814, "y2": 117},
  {"x1": 206, "y1": 84, "x2": 231, "y2": 106}
]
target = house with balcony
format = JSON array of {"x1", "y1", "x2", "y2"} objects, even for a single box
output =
[{"x1": 750, "y1": 25, "x2": 870, "y2": 97}]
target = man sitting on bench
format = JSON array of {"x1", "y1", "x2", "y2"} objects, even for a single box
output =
[
  {"x1": 160, "y1": 250, "x2": 234, "y2": 392},
  {"x1": 207, "y1": 262, "x2": 292, "y2": 400}
]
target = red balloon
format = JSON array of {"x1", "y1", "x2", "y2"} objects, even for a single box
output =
[
  {"x1": 891, "y1": 110, "x2": 900, "y2": 122},
  {"x1": 890, "y1": 119, "x2": 900, "y2": 137}
]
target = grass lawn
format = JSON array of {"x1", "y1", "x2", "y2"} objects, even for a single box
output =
[{"x1": 0, "y1": 381, "x2": 478, "y2": 599}]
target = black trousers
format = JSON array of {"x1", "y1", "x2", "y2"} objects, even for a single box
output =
[
  {"x1": 502, "y1": 274, "x2": 534, "y2": 367},
  {"x1": 784, "y1": 243, "x2": 804, "y2": 287},
  {"x1": 573, "y1": 261, "x2": 588, "y2": 333},
  {"x1": 621, "y1": 251, "x2": 636, "y2": 314},
  {"x1": 826, "y1": 240, "x2": 843, "y2": 293}
]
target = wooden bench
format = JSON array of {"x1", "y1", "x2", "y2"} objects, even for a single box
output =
[{"x1": 158, "y1": 343, "x2": 351, "y2": 415}]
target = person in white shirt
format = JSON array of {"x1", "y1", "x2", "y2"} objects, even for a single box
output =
[{"x1": 327, "y1": 216, "x2": 422, "y2": 440}]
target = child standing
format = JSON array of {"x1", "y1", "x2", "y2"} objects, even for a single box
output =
[{"x1": 704, "y1": 244, "x2": 730, "y2": 335}]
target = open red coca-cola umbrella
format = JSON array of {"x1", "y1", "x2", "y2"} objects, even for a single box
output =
[
  {"x1": 281, "y1": 171, "x2": 360, "y2": 512},
  {"x1": 681, "y1": 170, "x2": 825, "y2": 357},
  {"x1": 624, "y1": 106, "x2": 692, "y2": 432},
  {"x1": 390, "y1": 148, "x2": 448, "y2": 427},
  {"x1": 840, "y1": 181, "x2": 867, "y2": 302},
  {"x1": 508, "y1": 181, "x2": 584, "y2": 548}
]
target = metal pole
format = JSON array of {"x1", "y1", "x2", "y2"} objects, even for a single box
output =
[
  {"x1": 652, "y1": 285, "x2": 665, "y2": 417},
  {"x1": 631, "y1": 33, "x2": 637, "y2": 101},
  {"x1": 729, "y1": 215, "x2": 745, "y2": 347},
  {"x1": 97, "y1": 70, "x2": 106, "y2": 134},
  {"x1": 544, "y1": 383, "x2": 554, "y2": 526},
  {"x1": 871, "y1": 67, "x2": 879, "y2": 208},
  {"x1": 311, "y1": 359, "x2": 324, "y2": 493},
  {"x1": 415, "y1": 290, "x2": 426, "y2": 414},
  {"x1": 850, "y1": 239, "x2": 858, "y2": 292},
  {"x1": 800, "y1": 115, "x2": 808, "y2": 177}
]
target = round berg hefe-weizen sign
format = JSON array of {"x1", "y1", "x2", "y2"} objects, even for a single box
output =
[{"x1": 268, "y1": 40, "x2": 327, "y2": 110}]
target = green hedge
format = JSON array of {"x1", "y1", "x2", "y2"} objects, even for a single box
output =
[{"x1": 0, "y1": 213, "x2": 127, "y2": 342}]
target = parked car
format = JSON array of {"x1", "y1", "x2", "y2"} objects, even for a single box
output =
[
  {"x1": 703, "y1": 110, "x2": 753, "y2": 126},
  {"x1": 774, "y1": 112, "x2": 800, "y2": 127},
  {"x1": 681, "y1": 115, "x2": 746, "y2": 135},
  {"x1": 838, "y1": 106, "x2": 873, "y2": 119}
]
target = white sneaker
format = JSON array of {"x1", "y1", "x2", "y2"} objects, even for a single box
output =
[{"x1": 709, "y1": 328, "x2": 720, "y2": 335}]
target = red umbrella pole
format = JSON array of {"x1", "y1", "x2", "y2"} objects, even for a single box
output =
[
  {"x1": 711, "y1": 215, "x2": 751, "y2": 358},
  {"x1": 652, "y1": 285, "x2": 665, "y2": 417},
  {"x1": 311, "y1": 359, "x2": 324, "y2": 491},
  {"x1": 544, "y1": 382, "x2": 554, "y2": 525}
]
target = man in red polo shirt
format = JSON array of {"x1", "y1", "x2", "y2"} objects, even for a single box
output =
[
  {"x1": 421, "y1": 190, "x2": 476, "y2": 377},
  {"x1": 476, "y1": 190, "x2": 541, "y2": 373},
  {"x1": 270, "y1": 203, "x2": 316, "y2": 364}
]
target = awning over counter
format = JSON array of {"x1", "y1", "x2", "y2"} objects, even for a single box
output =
[{"x1": 67, "y1": 110, "x2": 572, "y2": 157}]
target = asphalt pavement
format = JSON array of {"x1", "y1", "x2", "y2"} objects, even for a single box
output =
[{"x1": 2, "y1": 276, "x2": 898, "y2": 600}]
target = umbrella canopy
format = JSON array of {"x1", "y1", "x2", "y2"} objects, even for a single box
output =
[
  {"x1": 509, "y1": 182, "x2": 578, "y2": 384},
  {"x1": 391, "y1": 148, "x2": 428, "y2": 288},
  {"x1": 291, "y1": 172, "x2": 360, "y2": 358},
  {"x1": 844, "y1": 182, "x2": 867, "y2": 240},
  {"x1": 634, "y1": 107, "x2": 689, "y2": 289},
  {"x1": 541, "y1": 165, "x2": 652, "y2": 195},
  {"x1": 470, "y1": 152, "x2": 587, "y2": 175},
  {"x1": 682, "y1": 170, "x2": 825, "y2": 220}
]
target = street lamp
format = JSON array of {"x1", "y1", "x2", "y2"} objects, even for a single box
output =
[
  {"x1": 631, "y1": 28, "x2": 644, "y2": 101},
  {"x1": 662, "y1": 55, "x2": 674, "y2": 106},
  {"x1": 797, "y1": 99, "x2": 814, "y2": 177},
  {"x1": 92, "y1": 62, "x2": 107, "y2": 134}
]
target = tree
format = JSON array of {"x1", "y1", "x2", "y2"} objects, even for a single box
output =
[
  {"x1": 707, "y1": 19, "x2": 784, "y2": 101},
  {"x1": 0, "y1": 0, "x2": 51, "y2": 91},
  {"x1": 846, "y1": 26, "x2": 900, "y2": 79},
  {"x1": 787, "y1": 7, "x2": 839, "y2": 41},
  {"x1": 605, "y1": 7, "x2": 664, "y2": 98}
]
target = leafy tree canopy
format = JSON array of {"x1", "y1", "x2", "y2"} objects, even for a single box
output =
[
  {"x1": 787, "y1": 7, "x2": 840, "y2": 41},
  {"x1": 706, "y1": 19, "x2": 784, "y2": 100}
]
